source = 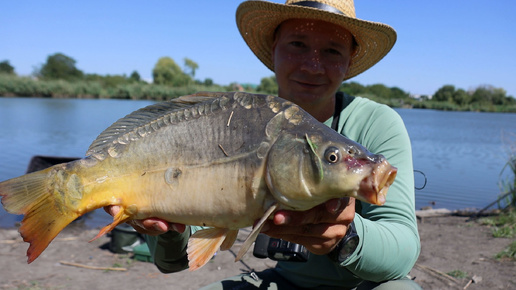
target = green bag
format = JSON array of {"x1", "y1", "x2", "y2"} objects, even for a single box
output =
[{"x1": 109, "y1": 224, "x2": 144, "y2": 253}]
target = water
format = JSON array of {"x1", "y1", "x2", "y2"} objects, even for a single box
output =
[
  {"x1": 0, "y1": 97, "x2": 155, "y2": 228},
  {"x1": 0, "y1": 97, "x2": 515, "y2": 228},
  {"x1": 398, "y1": 108, "x2": 516, "y2": 210}
]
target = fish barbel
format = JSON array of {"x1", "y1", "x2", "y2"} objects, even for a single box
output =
[{"x1": 0, "y1": 92, "x2": 397, "y2": 270}]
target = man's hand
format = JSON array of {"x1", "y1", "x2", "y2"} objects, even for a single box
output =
[
  {"x1": 104, "y1": 205, "x2": 186, "y2": 236},
  {"x1": 260, "y1": 197, "x2": 355, "y2": 255}
]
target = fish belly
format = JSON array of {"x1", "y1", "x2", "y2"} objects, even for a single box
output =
[{"x1": 104, "y1": 159, "x2": 269, "y2": 230}]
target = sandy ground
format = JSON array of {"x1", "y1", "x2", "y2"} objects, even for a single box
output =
[{"x1": 0, "y1": 213, "x2": 515, "y2": 290}]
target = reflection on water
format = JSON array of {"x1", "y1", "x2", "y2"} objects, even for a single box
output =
[
  {"x1": 0, "y1": 97, "x2": 155, "y2": 228},
  {"x1": 398, "y1": 108, "x2": 516, "y2": 211},
  {"x1": 1, "y1": 97, "x2": 516, "y2": 228}
]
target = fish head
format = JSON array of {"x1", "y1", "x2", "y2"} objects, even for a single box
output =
[{"x1": 265, "y1": 128, "x2": 397, "y2": 210}]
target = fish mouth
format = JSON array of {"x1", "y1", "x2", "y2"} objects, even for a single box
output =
[{"x1": 357, "y1": 160, "x2": 397, "y2": 205}]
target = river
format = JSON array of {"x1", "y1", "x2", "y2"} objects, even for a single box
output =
[{"x1": 1, "y1": 97, "x2": 515, "y2": 228}]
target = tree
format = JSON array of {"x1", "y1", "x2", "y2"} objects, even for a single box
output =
[
  {"x1": 340, "y1": 81, "x2": 366, "y2": 96},
  {"x1": 183, "y1": 58, "x2": 199, "y2": 78},
  {"x1": 367, "y1": 84, "x2": 391, "y2": 99},
  {"x1": 257, "y1": 75, "x2": 278, "y2": 94},
  {"x1": 390, "y1": 86, "x2": 409, "y2": 99},
  {"x1": 37, "y1": 53, "x2": 83, "y2": 80},
  {"x1": 491, "y1": 87, "x2": 508, "y2": 105},
  {"x1": 203, "y1": 78, "x2": 213, "y2": 86},
  {"x1": 129, "y1": 71, "x2": 141, "y2": 83},
  {"x1": 0, "y1": 60, "x2": 15, "y2": 75},
  {"x1": 452, "y1": 89, "x2": 470, "y2": 106},
  {"x1": 433, "y1": 85, "x2": 456, "y2": 102},
  {"x1": 471, "y1": 85, "x2": 508, "y2": 105},
  {"x1": 152, "y1": 57, "x2": 191, "y2": 86}
]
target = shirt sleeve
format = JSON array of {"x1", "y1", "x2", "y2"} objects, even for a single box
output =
[
  {"x1": 337, "y1": 97, "x2": 421, "y2": 281},
  {"x1": 145, "y1": 225, "x2": 205, "y2": 273}
]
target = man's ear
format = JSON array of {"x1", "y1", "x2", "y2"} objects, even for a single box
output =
[
  {"x1": 271, "y1": 42, "x2": 277, "y2": 69},
  {"x1": 343, "y1": 59, "x2": 352, "y2": 80}
]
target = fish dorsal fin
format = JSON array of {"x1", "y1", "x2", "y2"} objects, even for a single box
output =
[
  {"x1": 86, "y1": 92, "x2": 232, "y2": 157},
  {"x1": 235, "y1": 203, "x2": 278, "y2": 261}
]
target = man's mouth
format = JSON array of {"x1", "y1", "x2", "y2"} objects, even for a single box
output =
[{"x1": 294, "y1": 80, "x2": 324, "y2": 89}]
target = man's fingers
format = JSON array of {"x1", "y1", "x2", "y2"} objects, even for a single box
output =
[
  {"x1": 104, "y1": 205, "x2": 120, "y2": 216},
  {"x1": 266, "y1": 222, "x2": 340, "y2": 238},
  {"x1": 263, "y1": 223, "x2": 346, "y2": 255},
  {"x1": 325, "y1": 197, "x2": 352, "y2": 214},
  {"x1": 274, "y1": 198, "x2": 353, "y2": 226}
]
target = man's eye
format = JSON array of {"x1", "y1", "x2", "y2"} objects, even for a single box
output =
[
  {"x1": 326, "y1": 48, "x2": 342, "y2": 56},
  {"x1": 290, "y1": 41, "x2": 305, "y2": 48}
]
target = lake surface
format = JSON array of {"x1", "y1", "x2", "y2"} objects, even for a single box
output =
[{"x1": 1, "y1": 97, "x2": 515, "y2": 228}]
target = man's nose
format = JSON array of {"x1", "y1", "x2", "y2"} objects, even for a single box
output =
[{"x1": 300, "y1": 50, "x2": 324, "y2": 74}]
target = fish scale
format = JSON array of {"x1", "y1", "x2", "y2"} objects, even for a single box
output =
[{"x1": 0, "y1": 91, "x2": 397, "y2": 271}]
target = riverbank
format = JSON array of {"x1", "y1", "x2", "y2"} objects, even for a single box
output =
[{"x1": 1, "y1": 211, "x2": 514, "y2": 290}]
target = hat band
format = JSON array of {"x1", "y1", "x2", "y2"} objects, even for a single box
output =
[{"x1": 292, "y1": 1, "x2": 345, "y2": 16}]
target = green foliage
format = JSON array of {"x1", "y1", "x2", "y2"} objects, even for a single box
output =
[
  {"x1": 256, "y1": 75, "x2": 278, "y2": 95},
  {"x1": 339, "y1": 82, "x2": 410, "y2": 101},
  {"x1": 183, "y1": 58, "x2": 199, "y2": 78},
  {"x1": 495, "y1": 240, "x2": 516, "y2": 261},
  {"x1": 368, "y1": 84, "x2": 391, "y2": 99},
  {"x1": 2, "y1": 51, "x2": 515, "y2": 113},
  {"x1": 480, "y1": 208, "x2": 516, "y2": 238},
  {"x1": 152, "y1": 57, "x2": 192, "y2": 86},
  {"x1": 203, "y1": 78, "x2": 214, "y2": 86},
  {"x1": 471, "y1": 85, "x2": 507, "y2": 105},
  {"x1": 498, "y1": 134, "x2": 516, "y2": 208},
  {"x1": 340, "y1": 81, "x2": 366, "y2": 96},
  {"x1": 433, "y1": 85, "x2": 455, "y2": 102},
  {"x1": 0, "y1": 60, "x2": 15, "y2": 75},
  {"x1": 425, "y1": 84, "x2": 516, "y2": 112},
  {"x1": 36, "y1": 52, "x2": 83, "y2": 81},
  {"x1": 446, "y1": 270, "x2": 468, "y2": 278},
  {"x1": 0, "y1": 73, "x2": 228, "y2": 100},
  {"x1": 0, "y1": 74, "x2": 39, "y2": 96},
  {"x1": 452, "y1": 89, "x2": 470, "y2": 106},
  {"x1": 500, "y1": 165, "x2": 516, "y2": 207},
  {"x1": 129, "y1": 71, "x2": 141, "y2": 82}
]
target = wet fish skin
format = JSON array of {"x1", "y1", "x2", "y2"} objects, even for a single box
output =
[{"x1": 0, "y1": 92, "x2": 397, "y2": 270}]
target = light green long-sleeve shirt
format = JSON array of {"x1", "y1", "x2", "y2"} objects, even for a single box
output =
[
  {"x1": 146, "y1": 96, "x2": 420, "y2": 287},
  {"x1": 275, "y1": 96, "x2": 420, "y2": 287}
]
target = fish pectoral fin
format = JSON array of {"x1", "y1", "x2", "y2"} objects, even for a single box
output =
[
  {"x1": 90, "y1": 207, "x2": 132, "y2": 242},
  {"x1": 220, "y1": 229, "x2": 239, "y2": 251},
  {"x1": 187, "y1": 228, "x2": 229, "y2": 271},
  {"x1": 235, "y1": 203, "x2": 279, "y2": 262}
]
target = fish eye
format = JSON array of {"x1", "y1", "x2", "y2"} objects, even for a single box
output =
[{"x1": 324, "y1": 147, "x2": 340, "y2": 163}]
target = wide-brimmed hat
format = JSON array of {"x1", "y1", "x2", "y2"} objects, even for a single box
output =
[{"x1": 236, "y1": 0, "x2": 397, "y2": 80}]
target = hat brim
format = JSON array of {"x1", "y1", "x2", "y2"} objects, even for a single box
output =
[{"x1": 236, "y1": 1, "x2": 397, "y2": 80}]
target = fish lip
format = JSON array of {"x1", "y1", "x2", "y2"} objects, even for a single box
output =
[{"x1": 358, "y1": 160, "x2": 397, "y2": 205}]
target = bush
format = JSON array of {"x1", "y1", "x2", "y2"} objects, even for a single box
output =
[
  {"x1": 495, "y1": 240, "x2": 516, "y2": 261},
  {"x1": 480, "y1": 208, "x2": 516, "y2": 238}
]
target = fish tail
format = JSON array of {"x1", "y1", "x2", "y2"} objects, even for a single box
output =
[{"x1": 0, "y1": 166, "x2": 82, "y2": 263}]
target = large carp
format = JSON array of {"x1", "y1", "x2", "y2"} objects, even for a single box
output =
[{"x1": 0, "y1": 92, "x2": 397, "y2": 270}]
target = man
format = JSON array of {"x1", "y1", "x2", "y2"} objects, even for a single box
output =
[{"x1": 108, "y1": 1, "x2": 421, "y2": 288}]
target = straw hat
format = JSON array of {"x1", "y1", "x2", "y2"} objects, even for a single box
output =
[{"x1": 236, "y1": 0, "x2": 397, "y2": 80}]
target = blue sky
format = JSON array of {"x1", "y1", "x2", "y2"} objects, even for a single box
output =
[{"x1": 2, "y1": 0, "x2": 516, "y2": 97}]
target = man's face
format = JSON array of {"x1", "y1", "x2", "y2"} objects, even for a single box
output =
[{"x1": 272, "y1": 19, "x2": 354, "y2": 118}]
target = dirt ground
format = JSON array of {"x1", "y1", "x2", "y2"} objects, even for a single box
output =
[{"x1": 1, "y1": 212, "x2": 515, "y2": 290}]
